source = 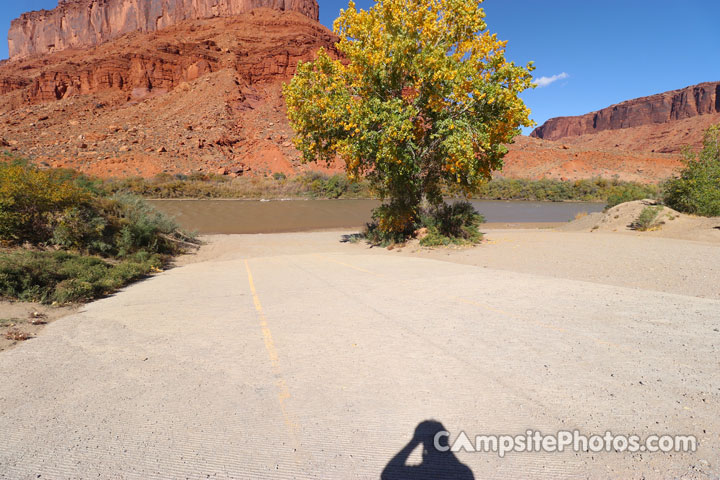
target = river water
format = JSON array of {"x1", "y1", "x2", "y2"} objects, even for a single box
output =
[{"x1": 149, "y1": 199, "x2": 605, "y2": 234}]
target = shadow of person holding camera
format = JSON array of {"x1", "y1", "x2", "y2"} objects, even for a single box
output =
[{"x1": 381, "y1": 420, "x2": 474, "y2": 480}]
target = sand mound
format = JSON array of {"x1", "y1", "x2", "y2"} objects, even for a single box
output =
[{"x1": 561, "y1": 199, "x2": 720, "y2": 243}]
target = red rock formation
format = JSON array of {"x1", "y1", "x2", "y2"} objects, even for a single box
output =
[
  {"x1": 0, "y1": 76, "x2": 30, "y2": 95},
  {"x1": 531, "y1": 81, "x2": 720, "y2": 141},
  {"x1": 0, "y1": 9, "x2": 343, "y2": 178},
  {"x1": 2, "y1": 9, "x2": 336, "y2": 105},
  {"x1": 0, "y1": 5, "x2": 695, "y2": 182},
  {"x1": 8, "y1": 0, "x2": 319, "y2": 59}
]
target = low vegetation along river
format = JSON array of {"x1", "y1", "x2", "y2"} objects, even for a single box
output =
[{"x1": 149, "y1": 199, "x2": 605, "y2": 234}]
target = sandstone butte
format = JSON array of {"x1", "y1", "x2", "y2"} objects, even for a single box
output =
[
  {"x1": 531, "y1": 82, "x2": 720, "y2": 154},
  {"x1": 8, "y1": 0, "x2": 319, "y2": 59},
  {"x1": 0, "y1": 0, "x2": 715, "y2": 181}
]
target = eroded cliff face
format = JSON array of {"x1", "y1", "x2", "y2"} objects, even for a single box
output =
[
  {"x1": 531, "y1": 81, "x2": 720, "y2": 141},
  {"x1": 8, "y1": 0, "x2": 319, "y2": 59},
  {"x1": 0, "y1": 9, "x2": 341, "y2": 177}
]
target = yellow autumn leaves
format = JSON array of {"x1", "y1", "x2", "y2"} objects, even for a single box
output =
[{"x1": 283, "y1": 0, "x2": 534, "y2": 232}]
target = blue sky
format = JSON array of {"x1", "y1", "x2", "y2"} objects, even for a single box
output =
[{"x1": 2, "y1": 0, "x2": 719, "y2": 132}]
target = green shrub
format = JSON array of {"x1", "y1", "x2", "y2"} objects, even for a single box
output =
[
  {"x1": 104, "y1": 171, "x2": 372, "y2": 200},
  {"x1": 102, "y1": 171, "x2": 661, "y2": 204},
  {"x1": 322, "y1": 174, "x2": 349, "y2": 199},
  {"x1": 663, "y1": 124, "x2": 720, "y2": 217},
  {"x1": 0, "y1": 162, "x2": 196, "y2": 304},
  {"x1": 0, "y1": 250, "x2": 162, "y2": 304},
  {"x1": 631, "y1": 205, "x2": 662, "y2": 231},
  {"x1": 419, "y1": 202, "x2": 484, "y2": 246},
  {"x1": 109, "y1": 194, "x2": 184, "y2": 256},
  {"x1": 472, "y1": 177, "x2": 658, "y2": 205},
  {"x1": 366, "y1": 201, "x2": 484, "y2": 246},
  {"x1": 365, "y1": 202, "x2": 417, "y2": 246},
  {"x1": 0, "y1": 162, "x2": 191, "y2": 257},
  {"x1": 606, "y1": 190, "x2": 642, "y2": 210}
]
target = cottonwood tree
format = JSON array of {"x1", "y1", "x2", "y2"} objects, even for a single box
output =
[{"x1": 284, "y1": 0, "x2": 535, "y2": 238}]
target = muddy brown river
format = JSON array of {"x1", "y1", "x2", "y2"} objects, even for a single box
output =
[{"x1": 149, "y1": 199, "x2": 605, "y2": 234}]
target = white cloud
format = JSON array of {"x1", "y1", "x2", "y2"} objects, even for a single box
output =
[{"x1": 533, "y1": 72, "x2": 569, "y2": 88}]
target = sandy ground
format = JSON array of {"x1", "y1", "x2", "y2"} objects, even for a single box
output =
[
  {"x1": 404, "y1": 229, "x2": 720, "y2": 300},
  {"x1": 1, "y1": 229, "x2": 717, "y2": 479},
  {"x1": 0, "y1": 302, "x2": 77, "y2": 353},
  {"x1": 559, "y1": 200, "x2": 720, "y2": 244}
]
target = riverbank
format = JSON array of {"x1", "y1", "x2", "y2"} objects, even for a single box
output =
[{"x1": 106, "y1": 172, "x2": 659, "y2": 204}]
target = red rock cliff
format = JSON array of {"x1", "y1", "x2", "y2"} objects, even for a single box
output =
[
  {"x1": 531, "y1": 81, "x2": 720, "y2": 141},
  {"x1": 8, "y1": 0, "x2": 319, "y2": 59}
]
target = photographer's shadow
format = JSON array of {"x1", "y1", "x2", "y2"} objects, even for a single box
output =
[{"x1": 381, "y1": 420, "x2": 474, "y2": 480}]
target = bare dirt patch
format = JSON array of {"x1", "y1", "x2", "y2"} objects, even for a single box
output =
[{"x1": 0, "y1": 302, "x2": 77, "y2": 353}]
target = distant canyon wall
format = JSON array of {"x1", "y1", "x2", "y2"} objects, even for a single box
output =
[
  {"x1": 531, "y1": 81, "x2": 720, "y2": 141},
  {"x1": 8, "y1": 0, "x2": 320, "y2": 59}
]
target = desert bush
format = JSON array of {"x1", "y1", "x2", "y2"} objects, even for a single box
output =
[
  {"x1": 105, "y1": 171, "x2": 372, "y2": 199},
  {"x1": 0, "y1": 162, "x2": 195, "y2": 304},
  {"x1": 419, "y1": 202, "x2": 484, "y2": 246},
  {"x1": 102, "y1": 171, "x2": 660, "y2": 205},
  {"x1": 0, "y1": 250, "x2": 162, "y2": 304},
  {"x1": 663, "y1": 124, "x2": 720, "y2": 217},
  {"x1": 109, "y1": 194, "x2": 185, "y2": 256},
  {"x1": 365, "y1": 202, "x2": 417, "y2": 246},
  {"x1": 0, "y1": 162, "x2": 189, "y2": 256},
  {"x1": 366, "y1": 201, "x2": 484, "y2": 247},
  {"x1": 631, "y1": 205, "x2": 663, "y2": 231},
  {"x1": 0, "y1": 161, "x2": 91, "y2": 243}
]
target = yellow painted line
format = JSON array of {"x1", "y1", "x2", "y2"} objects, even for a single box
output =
[
  {"x1": 244, "y1": 259, "x2": 302, "y2": 445},
  {"x1": 456, "y1": 296, "x2": 629, "y2": 351},
  {"x1": 315, "y1": 255, "x2": 382, "y2": 277}
]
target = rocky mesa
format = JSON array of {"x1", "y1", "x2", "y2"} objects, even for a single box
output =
[
  {"x1": 8, "y1": 0, "x2": 320, "y2": 59},
  {"x1": 531, "y1": 81, "x2": 720, "y2": 153}
]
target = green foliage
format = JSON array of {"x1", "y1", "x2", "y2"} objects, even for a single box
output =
[
  {"x1": 294, "y1": 172, "x2": 353, "y2": 199},
  {"x1": 284, "y1": 0, "x2": 534, "y2": 238},
  {"x1": 631, "y1": 205, "x2": 663, "y2": 231},
  {"x1": 109, "y1": 194, "x2": 184, "y2": 256},
  {"x1": 106, "y1": 174, "x2": 234, "y2": 198},
  {"x1": 102, "y1": 172, "x2": 660, "y2": 206},
  {"x1": 105, "y1": 171, "x2": 373, "y2": 200},
  {"x1": 366, "y1": 201, "x2": 484, "y2": 247},
  {"x1": 0, "y1": 162, "x2": 196, "y2": 304},
  {"x1": 605, "y1": 188, "x2": 652, "y2": 210},
  {"x1": 419, "y1": 202, "x2": 484, "y2": 246},
  {"x1": 365, "y1": 202, "x2": 419, "y2": 245},
  {"x1": 0, "y1": 161, "x2": 92, "y2": 243},
  {"x1": 0, "y1": 162, "x2": 188, "y2": 256},
  {"x1": 471, "y1": 177, "x2": 658, "y2": 206},
  {"x1": 663, "y1": 124, "x2": 720, "y2": 217},
  {"x1": 0, "y1": 250, "x2": 162, "y2": 304}
]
